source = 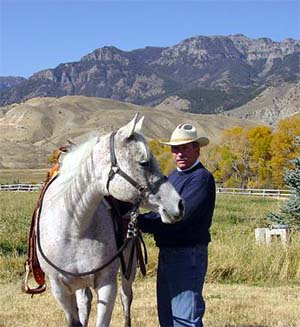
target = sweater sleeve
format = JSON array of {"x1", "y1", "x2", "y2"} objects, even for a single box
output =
[{"x1": 137, "y1": 211, "x2": 165, "y2": 233}]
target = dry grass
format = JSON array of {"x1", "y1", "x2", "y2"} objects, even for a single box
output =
[
  {"x1": 0, "y1": 169, "x2": 48, "y2": 184},
  {"x1": 0, "y1": 277, "x2": 300, "y2": 327}
]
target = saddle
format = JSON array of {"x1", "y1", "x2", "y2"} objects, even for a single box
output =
[{"x1": 22, "y1": 145, "x2": 147, "y2": 295}]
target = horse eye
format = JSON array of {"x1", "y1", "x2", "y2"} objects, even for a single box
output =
[{"x1": 139, "y1": 160, "x2": 150, "y2": 168}]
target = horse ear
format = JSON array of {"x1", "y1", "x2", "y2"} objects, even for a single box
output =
[
  {"x1": 135, "y1": 115, "x2": 144, "y2": 133},
  {"x1": 117, "y1": 112, "x2": 140, "y2": 139}
]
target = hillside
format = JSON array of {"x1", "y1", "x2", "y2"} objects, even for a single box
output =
[
  {"x1": 0, "y1": 96, "x2": 257, "y2": 168},
  {"x1": 223, "y1": 82, "x2": 300, "y2": 124}
]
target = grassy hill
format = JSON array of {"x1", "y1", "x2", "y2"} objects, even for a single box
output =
[{"x1": 0, "y1": 95, "x2": 257, "y2": 168}]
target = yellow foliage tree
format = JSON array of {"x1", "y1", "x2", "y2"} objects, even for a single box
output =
[
  {"x1": 148, "y1": 139, "x2": 175, "y2": 175},
  {"x1": 215, "y1": 127, "x2": 252, "y2": 187},
  {"x1": 209, "y1": 125, "x2": 273, "y2": 188},
  {"x1": 247, "y1": 126, "x2": 273, "y2": 187},
  {"x1": 270, "y1": 114, "x2": 300, "y2": 187}
]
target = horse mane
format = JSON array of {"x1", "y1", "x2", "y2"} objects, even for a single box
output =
[{"x1": 58, "y1": 136, "x2": 99, "y2": 189}]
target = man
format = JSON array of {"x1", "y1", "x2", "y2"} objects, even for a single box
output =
[{"x1": 138, "y1": 123, "x2": 216, "y2": 327}]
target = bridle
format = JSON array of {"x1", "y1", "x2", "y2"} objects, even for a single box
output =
[{"x1": 106, "y1": 131, "x2": 167, "y2": 208}]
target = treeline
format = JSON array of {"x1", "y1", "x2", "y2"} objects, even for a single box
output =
[{"x1": 149, "y1": 114, "x2": 300, "y2": 189}]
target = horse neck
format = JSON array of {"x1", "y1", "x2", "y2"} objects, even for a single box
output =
[{"x1": 61, "y1": 136, "x2": 110, "y2": 232}]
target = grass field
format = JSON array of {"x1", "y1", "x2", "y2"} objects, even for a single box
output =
[
  {"x1": 1, "y1": 192, "x2": 300, "y2": 326},
  {"x1": 0, "y1": 169, "x2": 48, "y2": 184}
]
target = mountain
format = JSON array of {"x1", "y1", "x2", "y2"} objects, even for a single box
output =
[
  {"x1": 0, "y1": 76, "x2": 27, "y2": 91},
  {"x1": 0, "y1": 96, "x2": 257, "y2": 169},
  {"x1": 1, "y1": 35, "x2": 299, "y2": 116}
]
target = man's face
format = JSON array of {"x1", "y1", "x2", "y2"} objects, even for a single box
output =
[{"x1": 171, "y1": 142, "x2": 200, "y2": 170}]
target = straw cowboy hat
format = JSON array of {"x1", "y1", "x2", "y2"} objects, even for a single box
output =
[{"x1": 160, "y1": 123, "x2": 209, "y2": 147}]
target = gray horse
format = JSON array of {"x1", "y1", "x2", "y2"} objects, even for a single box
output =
[{"x1": 37, "y1": 114, "x2": 184, "y2": 327}]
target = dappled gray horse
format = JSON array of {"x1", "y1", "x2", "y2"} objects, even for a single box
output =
[{"x1": 36, "y1": 114, "x2": 184, "y2": 327}]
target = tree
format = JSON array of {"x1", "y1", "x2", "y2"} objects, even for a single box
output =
[
  {"x1": 148, "y1": 139, "x2": 175, "y2": 175},
  {"x1": 270, "y1": 114, "x2": 300, "y2": 187},
  {"x1": 247, "y1": 126, "x2": 273, "y2": 187},
  {"x1": 213, "y1": 127, "x2": 252, "y2": 188},
  {"x1": 268, "y1": 136, "x2": 300, "y2": 228}
]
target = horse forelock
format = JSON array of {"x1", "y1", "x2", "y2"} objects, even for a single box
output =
[{"x1": 59, "y1": 136, "x2": 99, "y2": 188}]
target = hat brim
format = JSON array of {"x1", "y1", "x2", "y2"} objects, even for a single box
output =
[{"x1": 160, "y1": 137, "x2": 209, "y2": 147}]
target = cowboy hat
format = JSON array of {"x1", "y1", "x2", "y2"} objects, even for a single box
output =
[{"x1": 160, "y1": 123, "x2": 209, "y2": 147}]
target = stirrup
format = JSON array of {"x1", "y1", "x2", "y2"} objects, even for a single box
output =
[{"x1": 21, "y1": 262, "x2": 46, "y2": 295}]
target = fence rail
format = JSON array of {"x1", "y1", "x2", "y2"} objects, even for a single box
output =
[
  {"x1": 0, "y1": 183, "x2": 43, "y2": 192},
  {"x1": 0, "y1": 183, "x2": 293, "y2": 198},
  {"x1": 216, "y1": 187, "x2": 292, "y2": 198}
]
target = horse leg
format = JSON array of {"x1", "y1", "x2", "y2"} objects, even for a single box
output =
[
  {"x1": 95, "y1": 278, "x2": 118, "y2": 327},
  {"x1": 49, "y1": 278, "x2": 82, "y2": 327},
  {"x1": 75, "y1": 288, "x2": 93, "y2": 327},
  {"x1": 120, "y1": 250, "x2": 137, "y2": 327}
]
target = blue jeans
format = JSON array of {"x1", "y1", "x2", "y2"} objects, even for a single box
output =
[{"x1": 156, "y1": 245, "x2": 208, "y2": 327}]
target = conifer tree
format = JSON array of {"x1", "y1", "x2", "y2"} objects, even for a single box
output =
[{"x1": 268, "y1": 136, "x2": 300, "y2": 228}]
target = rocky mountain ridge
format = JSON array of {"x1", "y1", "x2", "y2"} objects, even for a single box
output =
[{"x1": 1, "y1": 34, "x2": 299, "y2": 115}]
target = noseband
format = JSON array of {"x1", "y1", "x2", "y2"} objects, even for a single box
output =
[{"x1": 106, "y1": 132, "x2": 167, "y2": 206}]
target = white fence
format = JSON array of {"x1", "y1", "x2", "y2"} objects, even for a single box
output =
[
  {"x1": 216, "y1": 187, "x2": 292, "y2": 198},
  {"x1": 0, "y1": 183, "x2": 43, "y2": 192},
  {"x1": 0, "y1": 183, "x2": 293, "y2": 198}
]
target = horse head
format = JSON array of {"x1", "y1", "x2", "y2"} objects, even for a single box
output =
[{"x1": 106, "y1": 113, "x2": 184, "y2": 224}]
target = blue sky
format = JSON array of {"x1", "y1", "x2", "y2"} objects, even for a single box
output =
[{"x1": 1, "y1": 0, "x2": 299, "y2": 78}]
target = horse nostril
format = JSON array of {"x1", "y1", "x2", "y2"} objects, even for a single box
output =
[{"x1": 178, "y1": 199, "x2": 184, "y2": 216}]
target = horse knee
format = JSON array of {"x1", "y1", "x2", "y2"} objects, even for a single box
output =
[
  {"x1": 76, "y1": 288, "x2": 93, "y2": 326},
  {"x1": 76, "y1": 287, "x2": 93, "y2": 307}
]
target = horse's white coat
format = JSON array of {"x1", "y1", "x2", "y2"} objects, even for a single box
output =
[{"x1": 37, "y1": 114, "x2": 183, "y2": 327}]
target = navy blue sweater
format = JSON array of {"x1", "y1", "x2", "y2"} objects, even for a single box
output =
[{"x1": 138, "y1": 162, "x2": 216, "y2": 247}]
